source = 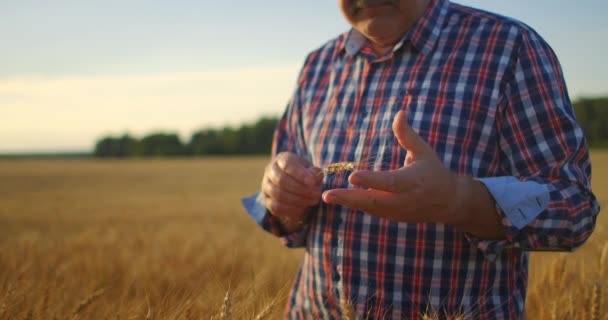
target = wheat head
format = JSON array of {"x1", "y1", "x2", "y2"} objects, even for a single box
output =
[
  {"x1": 219, "y1": 289, "x2": 232, "y2": 320},
  {"x1": 71, "y1": 288, "x2": 105, "y2": 318}
]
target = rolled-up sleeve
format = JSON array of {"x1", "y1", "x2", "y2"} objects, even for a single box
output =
[
  {"x1": 241, "y1": 56, "x2": 312, "y2": 249},
  {"x1": 466, "y1": 28, "x2": 601, "y2": 260},
  {"x1": 241, "y1": 192, "x2": 309, "y2": 248}
]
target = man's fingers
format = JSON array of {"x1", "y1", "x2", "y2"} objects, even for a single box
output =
[
  {"x1": 263, "y1": 196, "x2": 308, "y2": 220},
  {"x1": 349, "y1": 170, "x2": 403, "y2": 193},
  {"x1": 349, "y1": 169, "x2": 421, "y2": 193},
  {"x1": 392, "y1": 110, "x2": 432, "y2": 158},
  {"x1": 263, "y1": 179, "x2": 321, "y2": 207},
  {"x1": 309, "y1": 167, "x2": 325, "y2": 184},
  {"x1": 276, "y1": 153, "x2": 316, "y2": 186},
  {"x1": 266, "y1": 162, "x2": 314, "y2": 198},
  {"x1": 322, "y1": 188, "x2": 398, "y2": 216}
]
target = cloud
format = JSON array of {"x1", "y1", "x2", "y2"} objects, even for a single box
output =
[{"x1": 0, "y1": 65, "x2": 301, "y2": 152}]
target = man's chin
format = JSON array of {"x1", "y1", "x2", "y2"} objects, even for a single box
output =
[{"x1": 358, "y1": 19, "x2": 398, "y2": 42}]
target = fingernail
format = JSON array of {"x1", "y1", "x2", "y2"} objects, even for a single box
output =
[
  {"x1": 322, "y1": 191, "x2": 335, "y2": 203},
  {"x1": 349, "y1": 172, "x2": 365, "y2": 185},
  {"x1": 310, "y1": 167, "x2": 324, "y2": 178}
]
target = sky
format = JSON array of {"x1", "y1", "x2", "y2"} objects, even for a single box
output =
[{"x1": 1, "y1": 1, "x2": 607, "y2": 153}]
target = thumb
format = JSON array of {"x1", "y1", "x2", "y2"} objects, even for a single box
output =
[{"x1": 392, "y1": 110, "x2": 430, "y2": 156}]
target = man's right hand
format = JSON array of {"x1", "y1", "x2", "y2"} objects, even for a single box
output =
[{"x1": 262, "y1": 152, "x2": 323, "y2": 233}]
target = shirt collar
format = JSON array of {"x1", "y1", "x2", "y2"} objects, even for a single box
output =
[{"x1": 341, "y1": 0, "x2": 449, "y2": 57}]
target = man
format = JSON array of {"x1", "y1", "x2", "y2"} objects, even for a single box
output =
[{"x1": 243, "y1": 0, "x2": 600, "y2": 318}]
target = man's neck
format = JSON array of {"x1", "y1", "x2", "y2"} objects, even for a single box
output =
[{"x1": 369, "y1": 42, "x2": 396, "y2": 56}]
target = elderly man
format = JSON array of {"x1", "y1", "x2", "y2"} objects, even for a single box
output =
[{"x1": 243, "y1": 0, "x2": 600, "y2": 318}]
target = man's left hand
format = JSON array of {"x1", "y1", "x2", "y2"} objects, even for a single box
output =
[{"x1": 322, "y1": 110, "x2": 470, "y2": 226}]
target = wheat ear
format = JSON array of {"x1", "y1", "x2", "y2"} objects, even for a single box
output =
[
  {"x1": 219, "y1": 289, "x2": 232, "y2": 320},
  {"x1": 591, "y1": 282, "x2": 602, "y2": 320},
  {"x1": 253, "y1": 297, "x2": 280, "y2": 320},
  {"x1": 340, "y1": 295, "x2": 357, "y2": 320},
  {"x1": 71, "y1": 288, "x2": 105, "y2": 318}
]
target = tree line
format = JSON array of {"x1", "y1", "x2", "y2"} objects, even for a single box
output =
[
  {"x1": 572, "y1": 97, "x2": 608, "y2": 147},
  {"x1": 93, "y1": 97, "x2": 608, "y2": 157},
  {"x1": 94, "y1": 117, "x2": 278, "y2": 157}
]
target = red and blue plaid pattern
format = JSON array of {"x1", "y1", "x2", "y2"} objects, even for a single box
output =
[{"x1": 245, "y1": 0, "x2": 600, "y2": 318}]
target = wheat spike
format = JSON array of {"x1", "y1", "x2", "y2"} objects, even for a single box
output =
[
  {"x1": 325, "y1": 161, "x2": 358, "y2": 174},
  {"x1": 39, "y1": 285, "x2": 50, "y2": 318},
  {"x1": 340, "y1": 295, "x2": 356, "y2": 320},
  {"x1": 591, "y1": 282, "x2": 602, "y2": 320},
  {"x1": 145, "y1": 294, "x2": 152, "y2": 320},
  {"x1": 567, "y1": 293, "x2": 574, "y2": 319},
  {"x1": 219, "y1": 289, "x2": 232, "y2": 320},
  {"x1": 253, "y1": 297, "x2": 279, "y2": 320},
  {"x1": 71, "y1": 288, "x2": 105, "y2": 318},
  {"x1": 549, "y1": 301, "x2": 557, "y2": 320},
  {"x1": 0, "y1": 282, "x2": 15, "y2": 318},
  {"x1": 600, "y1": 243, "x2": 608, "y2": 275}
]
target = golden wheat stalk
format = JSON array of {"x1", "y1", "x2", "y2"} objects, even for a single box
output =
[
  {"x1": 567, "y1": 293, "x2": 574, "y2": 319},
  {"x1": 339, "y1": 295, "x2": 357, "y2": 320},
  {"x1": 591, "y1": 282, "x2": 602, "y2": 320},
  {"x1": 253, "y1": 297, "x2": 279, "y2": 320},
  {"x1": 550, "y1": 301, "x2": 557, "y2": 320},
  {"x1": 71, "y1": 288, "x2": 105, "y2": 318},
  {"x1": 0, "y1": 283, "x2": 14, "y2": 319},
  {"x1": 219, "y1": 290, "x2": 232, "y2": 320},
  {"x1": 600, "y1": 242, "x2": 608, "y2": 275},
  {"x1": 145, "y1": 294, "x2": 152, "y2": 320}
]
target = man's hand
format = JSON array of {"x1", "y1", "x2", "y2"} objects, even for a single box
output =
[
  {"x1": 262, "y1": 152, "x2": 324, "y2": 233},
  {"x1": 322, "y1": 110, "x2": 470, "y2": 227}
]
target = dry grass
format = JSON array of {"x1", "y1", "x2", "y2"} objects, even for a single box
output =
[{"x1": 0, "y1": 152, "x2": 606, "y2": 319}]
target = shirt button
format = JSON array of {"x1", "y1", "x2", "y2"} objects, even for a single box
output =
[{"x1": 337, "y1": 265, "x2": 343, "y2": 273}]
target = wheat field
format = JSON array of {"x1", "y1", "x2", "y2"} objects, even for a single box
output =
[{"x1": 0, "y1": 153, "x2": 606, "y2": 319}]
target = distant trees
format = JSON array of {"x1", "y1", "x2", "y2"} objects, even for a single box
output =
[
  {"x1": 94, "y1": 97, "x2": 608, "y2": 157},
  {"x1": 572, "y1": 97, "x2": 608, "y2": 147},
  {"x1": 94, "y1": 135, "x2": 139, "y2": 158},
  {"x1": 94, "y1": 117, "x2": 279, "y2": 157}
]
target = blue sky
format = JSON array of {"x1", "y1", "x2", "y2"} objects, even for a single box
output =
[{"x1": 1, "y1": 1, "x2": 607, "y2": 152}]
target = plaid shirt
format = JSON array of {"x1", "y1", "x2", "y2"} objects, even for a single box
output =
[{"x1": 243, "y1": 0, "x2": 600, "y2": 318}]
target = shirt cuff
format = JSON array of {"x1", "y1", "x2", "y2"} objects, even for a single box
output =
[
  {"x1": 477, "y1": 176, "x2": 549, "y2": 229},
  {"x1": 241, "y1": 192, "x2": 308, "y2": 248},
  {"x1": 464, "y1": 177, "x2": 550, "y2": 261}
]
